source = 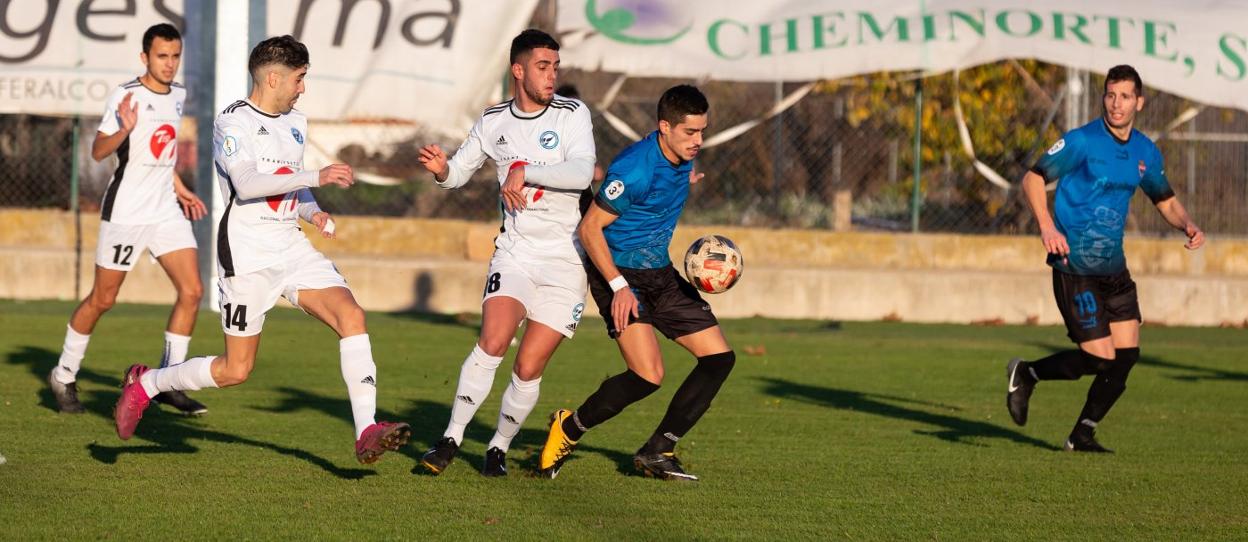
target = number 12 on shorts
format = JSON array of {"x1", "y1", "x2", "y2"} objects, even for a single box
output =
[{"x1": 223, "y1": 303, "x2": 248, "y2": 331}]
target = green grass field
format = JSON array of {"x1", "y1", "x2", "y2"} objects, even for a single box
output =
[{"x1": 1, "y1": 299, "x2": 1245, "y2": 540}]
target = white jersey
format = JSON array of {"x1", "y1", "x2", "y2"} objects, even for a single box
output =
[
  {"x1": 440, "y1": 95, "x2": 596, "y2": 264},
  {"x1": 97, "y1": 78, "x2": 186, "y2": 225},
  {"x1": 212, "y1": 99, "x2": 322, "y2": 278}
]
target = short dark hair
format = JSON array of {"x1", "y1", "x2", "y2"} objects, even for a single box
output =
[
  {"x1": 510, "y1": 29, "x2": 559, "y2": 65},
  {"x1": 1105, "y1": 64, "x2": 1143, "y2": 96},
  {"x1": 657, "y1": 85, "x2": 709, "y2": 126},
  {"x1": 249, "y1": 35, "x2": 310, "y2": 81},
  {"x1": 142, "y1": 23, "x2": 181, "y2": 53}
]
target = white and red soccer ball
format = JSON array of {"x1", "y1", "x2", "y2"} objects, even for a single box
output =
[{"x1": 683, "y1": 235, "x2": 743, "y2": 294}]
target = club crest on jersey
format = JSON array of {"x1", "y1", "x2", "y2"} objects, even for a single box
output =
[
  {"x1": 223, "y1": 135, "x2": 238, "y2": 156},
  {"x1": 604, "y1": 179, "x2": 625, "y2": 200},
  {"x1": 290, "y1": 127, "x2": 303, "y2": 144},
  {"x1": 176, "y1": 102, "x2": 182, "y2": 116},
  {"x1": 150, "y1": 124, "x2": 176, "y2": 159},
  {"x1": 1047, "y1": 139, "x2": 1065, "y2": 155},
  {"x1": 1138, "y1": 160, "x2": 1146, "y2": 179},
  {"x1": 539, "y1": 130, "x2": 559, "y2": 149}
]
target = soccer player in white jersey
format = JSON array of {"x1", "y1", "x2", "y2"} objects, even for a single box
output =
[
  {"x1": 48, "y1": 24, "x2": 209, "y2": 416},
  {"x1": 112, "y1": 35, "x2": 411, "y2": 465},
  {"x1": 416, "y1": 29, "x2": 596, "y2": 477}
]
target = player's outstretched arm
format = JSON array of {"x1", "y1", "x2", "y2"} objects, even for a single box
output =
[
  {"x1": 578, "y1": 204, "x2": 637, "y2": 332},
  {"x1": 420, "y1": 120, "x2": 488, "y2": 190},
  {"x1": 1022, "y1": 170, "x2": 1068, "y2": 263},
  {"x1": 1154, "y1": 196, "x2": 1204, "y2": 250}
]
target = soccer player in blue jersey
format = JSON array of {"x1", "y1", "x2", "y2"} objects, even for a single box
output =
[
  {"x1": 538, "y1": 85, "x2": 731, "y2": 481},
  {"x1": 1006, "y1": 65, "x2": 1204, "y2": 452}
]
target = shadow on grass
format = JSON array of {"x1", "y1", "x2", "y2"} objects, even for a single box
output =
[
  {"x1": 256, "y1": 386, "x2": 641, "y2": 478},
  {"x1": 5, "y1": 345, "x2": 122, "y2": 415},
  {"x1": 756, "y1": 377, "x2": 1059, "y2": 450},
  {"x1": 1023, "y1": 341, "x2": 1248, "y2": 383}
]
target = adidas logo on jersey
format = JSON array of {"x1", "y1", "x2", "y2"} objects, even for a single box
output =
[
  {"x1": 257, "y1": 126, "x2": 269, "y2": 136},
  {"x1": 456, "y1": 395, "x2": 476, "y2": 406},
  {"x1": 360, "y1": 375, "x2": 376, "y2": 386},
  {"x1": 145, "y1": 104, "x2": 156, "y2": 112},
  {"x1": 496, "y1": 135, "x2": 508, "y2": 146}
]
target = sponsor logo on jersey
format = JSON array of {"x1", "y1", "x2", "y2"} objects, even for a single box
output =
[
  {"x1": 604, "y1": 179, "x2": 625, "y2": 200},
  {"x1": 266, "y1": 167, "x2": 299, "y2": 213},
  {"x1": 539, "y1": 130, "x2": 559, "y2": 149},
  {"x1": 150, "y1": 124, "x2": 176, "y2": 159},
  {"x1": 223, "y1": 135, "x2": 238, "y2": 156},
  {"x1": 290, "y1": 127, "x2": 303, "y2": 144},
  {"x1": 257, "y1": 126, "x2": 269, "y2": 136},
  {"x1": 1047, "y1": 139, "x2": 1065, "y2": 155},
  {"x1": 496, "y1": 135, "x2": 508, "y2": 146}
]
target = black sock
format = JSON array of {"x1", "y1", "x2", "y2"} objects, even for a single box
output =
[
  {"x1": 640, "y1": 351, "x2": 736, "y2": 455},
  {"x1": 1073, "y1": 347, "x2": 1139, "y2": 438},
  {"x1": 563, "y1": 370, "x2": 660, "y2": 441},
  {"x1": 1029, "y1": 350, "x2": 1111, "y2": 381}
]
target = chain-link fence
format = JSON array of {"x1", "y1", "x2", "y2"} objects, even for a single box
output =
[{"x1": 5, "y1": 60, "x2": 1247, "y2": 237}]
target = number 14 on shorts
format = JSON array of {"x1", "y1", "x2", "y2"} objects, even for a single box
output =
[{"x1": 223, "y1": 303, "x2": 249, "y2": 332}]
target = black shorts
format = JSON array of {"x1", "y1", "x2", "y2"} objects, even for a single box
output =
[
  {"x1": 1052, "y1": 268, "x2": 1141, "y2": 344},
  {"x1": 587, "y1": 262, "x2": 720, "y2": 340}
]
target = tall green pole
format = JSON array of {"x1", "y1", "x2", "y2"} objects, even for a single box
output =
[
  {"x1": 71, "y1": 115, "x2": 82, "y2": 299},
  {"x1": 910, "y1": 78, "x2": 923, "y2": 233}
]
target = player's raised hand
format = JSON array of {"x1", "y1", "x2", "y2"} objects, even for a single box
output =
[
  {"x1": 319, "y1": 163, "x2": 354, "y2": 188},
  {"x1": 1039, "y1": 225, "x2": 1070, "y2": 264},
  {"x1": 501, "y1": 161, "x2": 527, "y2": 212},
  {"x1": 689, "y1": 167, "x2": 705, "y2": 184},
  {"x1": 611, "y1": 286, "x2": 639, "y2": 334},
  {"x1": 118, "y1": 92, "x2": 139, "y2": 133},
  {"x1": 311, "y1": 211, "x2": 336, "y2": 239},
  {"x1": 417, "y1": 144, "x2": 448, "y2": 180},
  {"x1": 1184, "y1": 222, "x2": 1205, "y2": 250}
]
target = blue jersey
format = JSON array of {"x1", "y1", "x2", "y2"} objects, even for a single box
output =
[
  {"x1": 595, "y1": 131, "x2": 693, "y2": 269},
  {"x1": 1032, "y1": 119, "x2": 1175, "y2": 275}
]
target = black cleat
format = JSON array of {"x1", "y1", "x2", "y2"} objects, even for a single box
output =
[
  {"x1": 1065, "y1": 433, "x2": 1114, "y2": 453},
  {"x1": 1006, "y1": 358, "x2": 1036, "y2": 426},
  {"x1": 420, "y1": 437, "x2": 459, "y2": 475},
  {"x1": 47, "y1": 370, "x2": 85, "y2": 414},
  {"x1": 481, "y1": 447, "x2": 507, "y2": 477},
  {"x1": 633, "y1": 450, "x2": 699, "y2": 482},
  {"x1": 153, "y1": 390, "x2": 208, "y2": 416}
]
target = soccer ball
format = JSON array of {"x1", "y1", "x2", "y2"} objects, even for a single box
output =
[{"x1": 683, "y1": 235, "x2": 743, "y2": 294}]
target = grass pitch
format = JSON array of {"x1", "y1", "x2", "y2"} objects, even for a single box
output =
[{"x1": 0, "y1": 299, "x2": 1245, "y2": 540}]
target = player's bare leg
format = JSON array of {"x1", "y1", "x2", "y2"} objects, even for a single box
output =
[
  {"x1": 539, "y1": 324, "x2": 665, "y2": 478},
  {"x1": 421, "y1": 296, "x2": 525, "y2": 474},
  {"x1": 483, "y1": 320, "x2": 564, "y2": 476},
  {"x1": 298, "y1": 286, "x2": 409, "y2": 464},
  {"x1": 50, "y1": 266, "x2": 128, "y2": 413},
  {"x1": 151, "y1": 247, "x2": 207, "y2": 414}
]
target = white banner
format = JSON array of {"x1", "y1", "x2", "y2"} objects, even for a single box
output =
[
  {"x1": 0, "y1": 0, "x2": 537, "y2": 127},
  {"x1": 557, "y1": 0, "x2": 1248, "y2": 111}
]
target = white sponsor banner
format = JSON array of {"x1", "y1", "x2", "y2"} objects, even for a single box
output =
[
  {"x1": 0, "y1": 0, "x2": 537, "y2": 128},
  {"x1": 557, "y1": 0, "x2": 1248, "y2": 111}
]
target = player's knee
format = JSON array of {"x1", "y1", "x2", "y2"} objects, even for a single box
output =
[
  {"x1": 635, "y1": 365, "x2": 664, "y2": 386},
  {"x1": 217, "y1": 363, "x2": 253, "y2": 387},
  {"x1": 696, "y1": 350, "x2": 736, "y2": 382},
  {"x1": 513, "y1": 363, "x2": 544, "y2": 382},
  {"x1": 88, "y1": 288, "x2": 118, "y2": 312},
  {"x1": 177, "y1": 282, "x2": 203, "y2": 305},
  {"x1": 477, "y1": 336, "x2": 512, "y2": 358},
  {"x1": 336, "y1": 304, "x2": 367, "y2": 336}
]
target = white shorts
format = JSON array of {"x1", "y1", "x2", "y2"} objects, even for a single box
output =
[
  {"x1": 216, "y1": 244, "x2": 349, "y2": 337},
  {"x1": 95, "y1": 218, "x2": 197, "y2": 271},
  {"x1": 483, "y1": 249, "x2": 588, "y2": 338}
]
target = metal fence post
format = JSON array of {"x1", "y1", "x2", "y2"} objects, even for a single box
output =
[{"x1": 911, "y1": 77, "x2": 923, "y2": 233}]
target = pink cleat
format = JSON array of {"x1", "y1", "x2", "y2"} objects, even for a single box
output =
[
  {"x1": 354, "y1": 421, "x2": 411, "y2": 465},
  {"x1": 113, "y1": 364, "x2": 152, "y2": 440}
]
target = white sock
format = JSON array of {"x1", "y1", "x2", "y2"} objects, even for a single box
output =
[
  {"x1": 443, "y1": 344, "x2": 503, "y2": 445},
  {"x1": 140, "y1": 356, "x2": 219, "y2": 397},
  {"x1": 161, "y1": 332, "x2": 192, "y2": 368},
  {"x1": 488, "y1": 373, "x2": 541, "y2": 452},
  {"x1": 340, "y1": 334, "x2": 378, "y2": 440},
  {"x1": 54, "y1": 324, "x2": 91, "y2": 384}
]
